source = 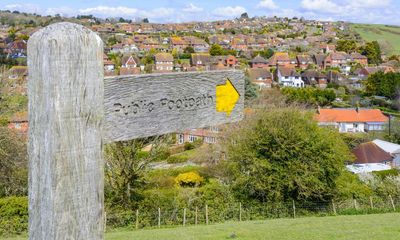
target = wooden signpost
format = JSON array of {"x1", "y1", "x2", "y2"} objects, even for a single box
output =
[{"x1": 27, "y1": 22, "x2": 244, "y2": 239}]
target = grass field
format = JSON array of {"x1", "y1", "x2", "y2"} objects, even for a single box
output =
[
  {"x1": 351, "y1": 24, "x2": 400, "y2": 55},
  {"x1": 4, "y1": 213, "x2": 400, "y2": 240}
]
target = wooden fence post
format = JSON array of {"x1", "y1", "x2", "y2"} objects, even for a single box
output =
[
  {"x1": 158, "y1": 208, "x2": 161, "y2": 228},
  {"x1": 205, "y1": 205, "x2": 209, "y2": 225},
  {"x1": 183, "y1": 208, "x2": 186, "y2": 226},
  {"x1": 353, "y1": 198, "x2": 358, "y2": 210},
  {"x1": 332, "y1": 199, "x2": 337, "y2": 215},
  {"x1": 370, "y1": 196, "x2": 374, "y2": 209},
  {"x1": 292, "y1": 200, "x2": 296, "y2": 218},
  {"x1": 239, "y1": 202, "x2": 242, "y2": 221},
  {"x1": 195, "y1": 207, "x2": 198, "y2": 225},
  {"x1": 28, "y1": 22, "x2": 104, "y2": 240},
  {"x1": 389, "y1": 195, "x2": 396, "y2": 211},
  {"x1": 136, "y1": 209, "x2": 139, "y2": 230}
]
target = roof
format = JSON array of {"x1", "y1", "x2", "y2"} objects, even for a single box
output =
[
  {"x1": 248, "y1": 68, "x2": 272, "y2": 81},
  {"x1": 352, "y1": 142, "x2": 392, "y2": 164},
  {"x1": 269, "y1": 52, "x2": 290, "y2": 65},
  {"x1": 278, "y1": 67, "x2": 300, "y2": 77},
  {"x1": 314, "y1": 54, "x2": 326, "y2": 66},
  {"x1": 191, "y1": 53, "x2": 211, "y2": 64},
  {"x1": 372, "y1": 139, "x2": 400, "y2": 155},
  {"x1": 316, "y1": 108, "x2": 389, "y2": 123},
  {"x1": 346, "y1": 163, "x2": 392, "y2": 174},
  {"x1": 250, "y1": 55, "x2": 268, "y2": 64},
  {"x1": 155, "y1": 53, "x2": 174, "y2": 62}
]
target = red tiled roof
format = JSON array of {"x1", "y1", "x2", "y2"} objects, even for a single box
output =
[
  {"x1": 316, "y1": 109, "x2": 388, "y2": 123},
  {"x1": 352, "y1": 142, "x2": 392, "y2": 164}
]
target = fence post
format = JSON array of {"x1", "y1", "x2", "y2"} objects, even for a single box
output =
[
  {"x1": 239, "y1": 202, "x2": 242, "y2": 221},
  {"x1": 205, "y1": 205, "x2": 209, "y2": 225},
  {"x1": 136, "y1": 209, "x2": 139, "y2": 230},
  {"x1": 158, "y1": 208, "x2": 161, "y2": 228},
  {"x1": 28, "y1": 22, "x2": 104, "y2": 240},
  {"x1": 195, "y1": 207, "x2": 198, "y2": 225},
  {"x1": 389, "y1": 195, "x2": 396, "y2": 211},
  {"x1": 353, "y1": 198, "x2": 358, "y2": 210},
  {"x1": 292, "y1": 200, "x2": 296, "y2": 218},
  {"x1": 183, "y1": 208, "x2": 186, "y2": 226},
  {"x1": 370, "y1": 196, "x2": 374, "y2": 209},
  {"x1": 332, "y1": 199, "x2": 337, "y2": 215}
]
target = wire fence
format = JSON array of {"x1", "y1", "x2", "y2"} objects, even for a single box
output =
[{"x1": 105, "y1": 195, "x2": 400, "y2": 230}]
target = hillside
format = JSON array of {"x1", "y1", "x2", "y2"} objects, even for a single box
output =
[{"x1": 351, "y1": 23, "x2": 400, "y2": 55}]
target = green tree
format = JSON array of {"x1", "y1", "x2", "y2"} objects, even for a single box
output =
[
  {"x1": 209, "y1": 44, "x2": 224, "y2": 56},
  {"x1": 364, "y1": 72, "x2": 400, "y2": 99},
  {"x1": 183, "y1": 46, "x2": 195, "y2": 54},
  {"x1": 336, "y1": 40, "x2": 357, "y2": 53},
  {"x1": 244, "y1": 76, "x2": 258, "y2": 103},
  {"x1": 104, "y1": 137, "x2": 169, "y2": 209},
  {"x1": 223, "y1": 107, "x2": 352, "y2": 203},
  {"x1": 0, "y1": 127, "x2": 27, "y2": 197},
  {"x1": 359, "y1": 41, "x2": 382, "y2": 65}
]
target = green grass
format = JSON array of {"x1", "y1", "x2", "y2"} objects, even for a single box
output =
[
  {"x1": 351, "y1": 24, "x2": 400, "y2": 55},
  {"x1": 3, "y1": 213, "x2": 400, "y2": 239}
]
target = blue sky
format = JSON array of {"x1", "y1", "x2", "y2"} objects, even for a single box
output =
[{"x1": 1, "y1": 0, "x2": 400, "y2": 25}]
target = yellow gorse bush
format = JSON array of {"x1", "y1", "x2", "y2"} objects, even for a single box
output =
[{"x1": 175, "y1": 171, "x2": 204, "y2": 187}]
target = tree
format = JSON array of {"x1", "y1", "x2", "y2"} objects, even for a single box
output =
[
  {"x1": 142, "y1": 18, "x2": 149, "y2": 23},
  {"x1": 359, "y1": 41, "x2": 382, "y2": 65},
  {"x1": 244, "y1": 76, "x2": 258, "y2": 102},
  {"x1": 364, "y1": 72, "x2": 400, "y2": 99},
  {"x1": 336, "y1": 40, "x2": 357, "y2": 53},
  {"x1": 209, "y1": 44, "x2": 224, "y2": 56},
  {"x1": 7, "y1": 27, "x2": 17, "y2": 41},
  {"x1": 0, "y1": 127, "x2": 27, "y2": 197},
  {"x1": 240, "y1": 12, "x2": 249, "y2": 19},
  {"x1": 104, "y1": 137, "x2": 169, "y2": 208},
  {"x1": 223, "y1": 107, "x2": 352, "y2": 203},
  {"x1": 184, "y1": 46, "x2": 195, "y2": 54}
]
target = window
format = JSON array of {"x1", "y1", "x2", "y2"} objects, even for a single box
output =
[
  {"x1": 178, "y1": 134, "x2": 184, "y2": 144},
  {"x1": 189, "y1": 135, "x2": 197, "y2": 142}
]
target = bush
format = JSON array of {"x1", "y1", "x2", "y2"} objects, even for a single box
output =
[
  {"x1": 175, "y1": 172, "x2": 204, "y2": 187},
  {"x1": 184, "y1": 142, "x2": 195, "y2": 151},
  {"x1": 166, "y1": 155, "x2": 189, "y2": 164},
  {"x1": 0, "y1": 196, "x2": 28, "y2": 236}
]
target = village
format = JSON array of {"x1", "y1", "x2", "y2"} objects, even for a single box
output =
[{"x1": 0, "y1": 9, "x2": 400, "y2": 239}]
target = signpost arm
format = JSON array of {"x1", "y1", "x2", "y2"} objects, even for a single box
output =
[{"x1": 28, "y1": 22, "x2": 104, "y2": 239}]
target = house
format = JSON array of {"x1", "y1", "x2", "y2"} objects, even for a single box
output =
[
  {"x1": 347, "y1": 141, "x2": 393, "y2": 173},
  {"x1": 7, "y1": 66, "x2": 28, "y2": 82},
  {"x1": 171, "y1": 37, "x2": 189, "y2": 52},
  {"x1": 350, "y1": 52, "x2": 368, "y2": 66},
  {"x1": 296, "y1": 55, "x2": 313, "y2": 69},
  {"x1": 8, "y1": 112, "x2": 28, "y2": 133},
  {"x1": 249, "y1": 55, "x2": 269, "y2": 68},
  {"x1": 301, "y1": 70, "x2": 327, "y2": 88},
  {"x1": 315, "y1": 108, "x2": 389, "y2": 133},
  {"x1": 119, "y1": 55, "x2": 141, "y2": 75},
  {"x1": 103, "y1": 54, "x2": 116, "y2": 76},
  {"x1": 372, "y1": 139, "x2": 400, "y2": 168},
  {"x1": 191, "y1": 53, "x2": 211, "y2": 70},
  {"x1": 154, "y1": 53, "x2": 174, "y2": 72},
  {"x1": 176, "y1": 126, "x2": 219, "y2": 145},
  {"x1": 313, "y1": 54, "x2": 326, "y2": 69},
  {"x1": 320, "y1": 44, "x2": 336, "y2": 53},
  {"x1": 358, "y1": 66, "x2": 394, "y2": 79},
  {"x1": 324, "y1": 52, "x2": 351, "y2": 74},
  {"x1": 248, "y1": 68, "x2": 273, "y2": 89},
  {"x1": 276, "y1": 67, "x2": 304, "y2": 87},
  {"x1": 268, "y1": 52, "x2": 292, "y2": 67}
]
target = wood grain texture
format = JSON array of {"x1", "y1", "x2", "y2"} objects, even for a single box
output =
[
  {"x1": 103, "y1": 70, "x2": 244, "y2": 142},
  {"x1": 28, "y1": 22, "x2": 104, "y2": 239}
]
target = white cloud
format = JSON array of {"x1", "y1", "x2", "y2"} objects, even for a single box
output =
[
  {"x1": 257, "y1": 0, "x2": 278, "y2": 10},
  {"x1": 78, "y1": 6, "x2": 138, "y2": 17},
  {"x1": 349, "y1": 0, "x2": 391, "y2": 9},
  {"x1": 301, "y1": 0, "x2": 341, "y2": 13},
  {"x1": 4, "y1": 4, "x2": 41, "y2": 14},
  {"x1": 183, "y1": 3, "x2": 203, "y2": 13},
  {"x1": 212, "y1": 6, "x2": 246, "y2": 17}
]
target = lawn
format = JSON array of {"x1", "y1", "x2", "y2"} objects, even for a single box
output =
[
  {"x1": 351, "y1": 24, "x2": 400, "y2": 55},
  {"x1": 3, "y1": 213, "x2": 399, "y2": 240}
]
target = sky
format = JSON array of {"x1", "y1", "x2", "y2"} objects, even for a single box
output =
[{"x1": 1, "y1": 0, "x2": 400, "y2": 25}]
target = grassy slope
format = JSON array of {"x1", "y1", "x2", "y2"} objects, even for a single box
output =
[
  {"x1": 351, "y1": 24, "x2": 400, "y2": 55},
  {"x1": 3, "y1": 213, "x2": 400, "y2": 240}
]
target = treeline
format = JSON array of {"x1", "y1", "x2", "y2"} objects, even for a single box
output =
[
  {"x1": 365, "y1": 72, "x2": 400, "y2": 100},
  {"x1": 281, "y1": 87, "x2": 336, "y2": 106}
]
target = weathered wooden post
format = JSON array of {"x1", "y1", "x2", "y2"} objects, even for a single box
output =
[{"x1": 28, "y1": 22, "x2": 104, "y2": 239}]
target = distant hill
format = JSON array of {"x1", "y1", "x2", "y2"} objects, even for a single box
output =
[{"x1": 351, "y1": 23, "x2": 400, "y2": 55}]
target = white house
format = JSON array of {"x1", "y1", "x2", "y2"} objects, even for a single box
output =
[
  {"x1": 315, "y1": 108, "x2": 389, "y2": 133},
  {"x1": 373, "y1": 139, "x2": 400, "y2": 168},
  {"x1": 276, "y1": 67, "x2": 304, "y2": 88}
]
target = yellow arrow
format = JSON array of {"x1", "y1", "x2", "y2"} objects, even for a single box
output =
[{"x1": 216, "y1": 79, "x2": 240, "y2": 116}]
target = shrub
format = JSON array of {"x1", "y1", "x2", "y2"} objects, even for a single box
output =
[
  {"x1": 184, "y1": 142, "x2": 195, "y2": 151},
  {"x1": 175, "y1": 172, "x2": 204, "y2": 187},
  {"x1": 166, "y1": 155, "x2": 189, "y2": 164},
  {"x1": 0, "y1": 196, "x2": 28, "y2": 236}
]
